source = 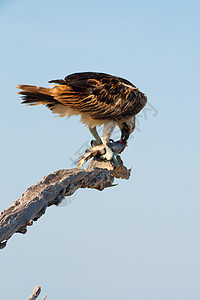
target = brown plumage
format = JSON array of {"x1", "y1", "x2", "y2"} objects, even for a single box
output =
[
  {"x1": 17, "y1": 72, "x2": 147, "y2": 164},
  {"x1": 17, "y1": 72, "x2": 147, "y2": 124}
]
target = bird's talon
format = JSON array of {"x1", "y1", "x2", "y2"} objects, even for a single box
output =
[
  {"x1": 91, "y1": 140, "x2": 97, "y2": 146},
  {"x1": 100, "y1": 150, "x2": 113, "y2": 161},
  {"x1": 91, "y1": 139, "x2": 102, "y2": 146},
  {"x1": 109, "y1": 138, "x2": 115, "y2": 143}
]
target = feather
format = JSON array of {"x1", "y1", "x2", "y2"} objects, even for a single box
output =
[{"x1": 17, "y1": 72, "x2": 147, "y2": 124}]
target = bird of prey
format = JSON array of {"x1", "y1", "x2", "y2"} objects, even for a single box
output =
[{"x1": 17, "y1": 72, "x2": 147, "y2": 164}]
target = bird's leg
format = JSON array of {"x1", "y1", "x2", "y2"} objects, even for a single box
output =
[
  {"x1": 101, "y1": 121, "x2": 118, "y2": 163},
  {"x1": 76, "y1": 122, "x2": 123, "y2": 168},
  {"x1": 89, "y1": 126, "x2": 102, "y2": 145},
  {"x1": 89, "y1": 126, "x2": 102, "y2": 144}
]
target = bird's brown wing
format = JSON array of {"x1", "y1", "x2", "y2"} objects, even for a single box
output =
[{"x1": 49, "y1": 72, "x2": 147, "y2": 120}]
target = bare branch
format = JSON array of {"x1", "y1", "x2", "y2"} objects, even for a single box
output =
[
  {"x1": 0, "y1": 158, "x2": 131, "y2": 249},
  {"x1": 28, "y1": 286, "x2": 41, "y2": 300}
]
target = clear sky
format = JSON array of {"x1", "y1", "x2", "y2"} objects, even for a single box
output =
[{"x1": 0, "y1": 0, "x2": 200, "y2": 299}]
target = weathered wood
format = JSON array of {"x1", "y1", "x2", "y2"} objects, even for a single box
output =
[
  {"x1": 0, "y1": 158, "x2": 131, "y2": 249},
  {"x1": 28, "y1": 286, "x2": 41, "y2": 300}
]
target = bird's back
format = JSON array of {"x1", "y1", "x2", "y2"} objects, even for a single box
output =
[{"x1": 18, "y1": 72, "x2": 147, "y2": 123}]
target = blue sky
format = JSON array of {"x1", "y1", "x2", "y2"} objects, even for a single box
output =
[{"x1": 0, "y1": 0, "x2": 200, "y2": 299}]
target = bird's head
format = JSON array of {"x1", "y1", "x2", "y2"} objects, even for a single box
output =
[{"x1": 118, "y1": 116, "x2": 135, "y2": 144}]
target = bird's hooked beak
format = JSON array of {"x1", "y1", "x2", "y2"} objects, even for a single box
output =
[{"x1": 120, "y1": 123, "x2": 130, "y2": 144}]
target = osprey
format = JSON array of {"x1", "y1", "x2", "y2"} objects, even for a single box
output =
[{"x1": 17, "y1": 72, "x2": 147, "y2": 164}]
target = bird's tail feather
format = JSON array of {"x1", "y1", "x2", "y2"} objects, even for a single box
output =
[{"x1": 17, "y1": 85, "x2": 59, "y2": 107}]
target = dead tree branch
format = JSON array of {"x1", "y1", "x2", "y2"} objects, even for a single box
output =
[
  {"x1": 0, "y1": 158, "x2": 131, "y2": 249},
  {"x1": 28, "y1": 285, "x2": 47, "y2": 300},
  {"x1": 28, "y1": 286, "x2": 41, "y2": 300}
]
